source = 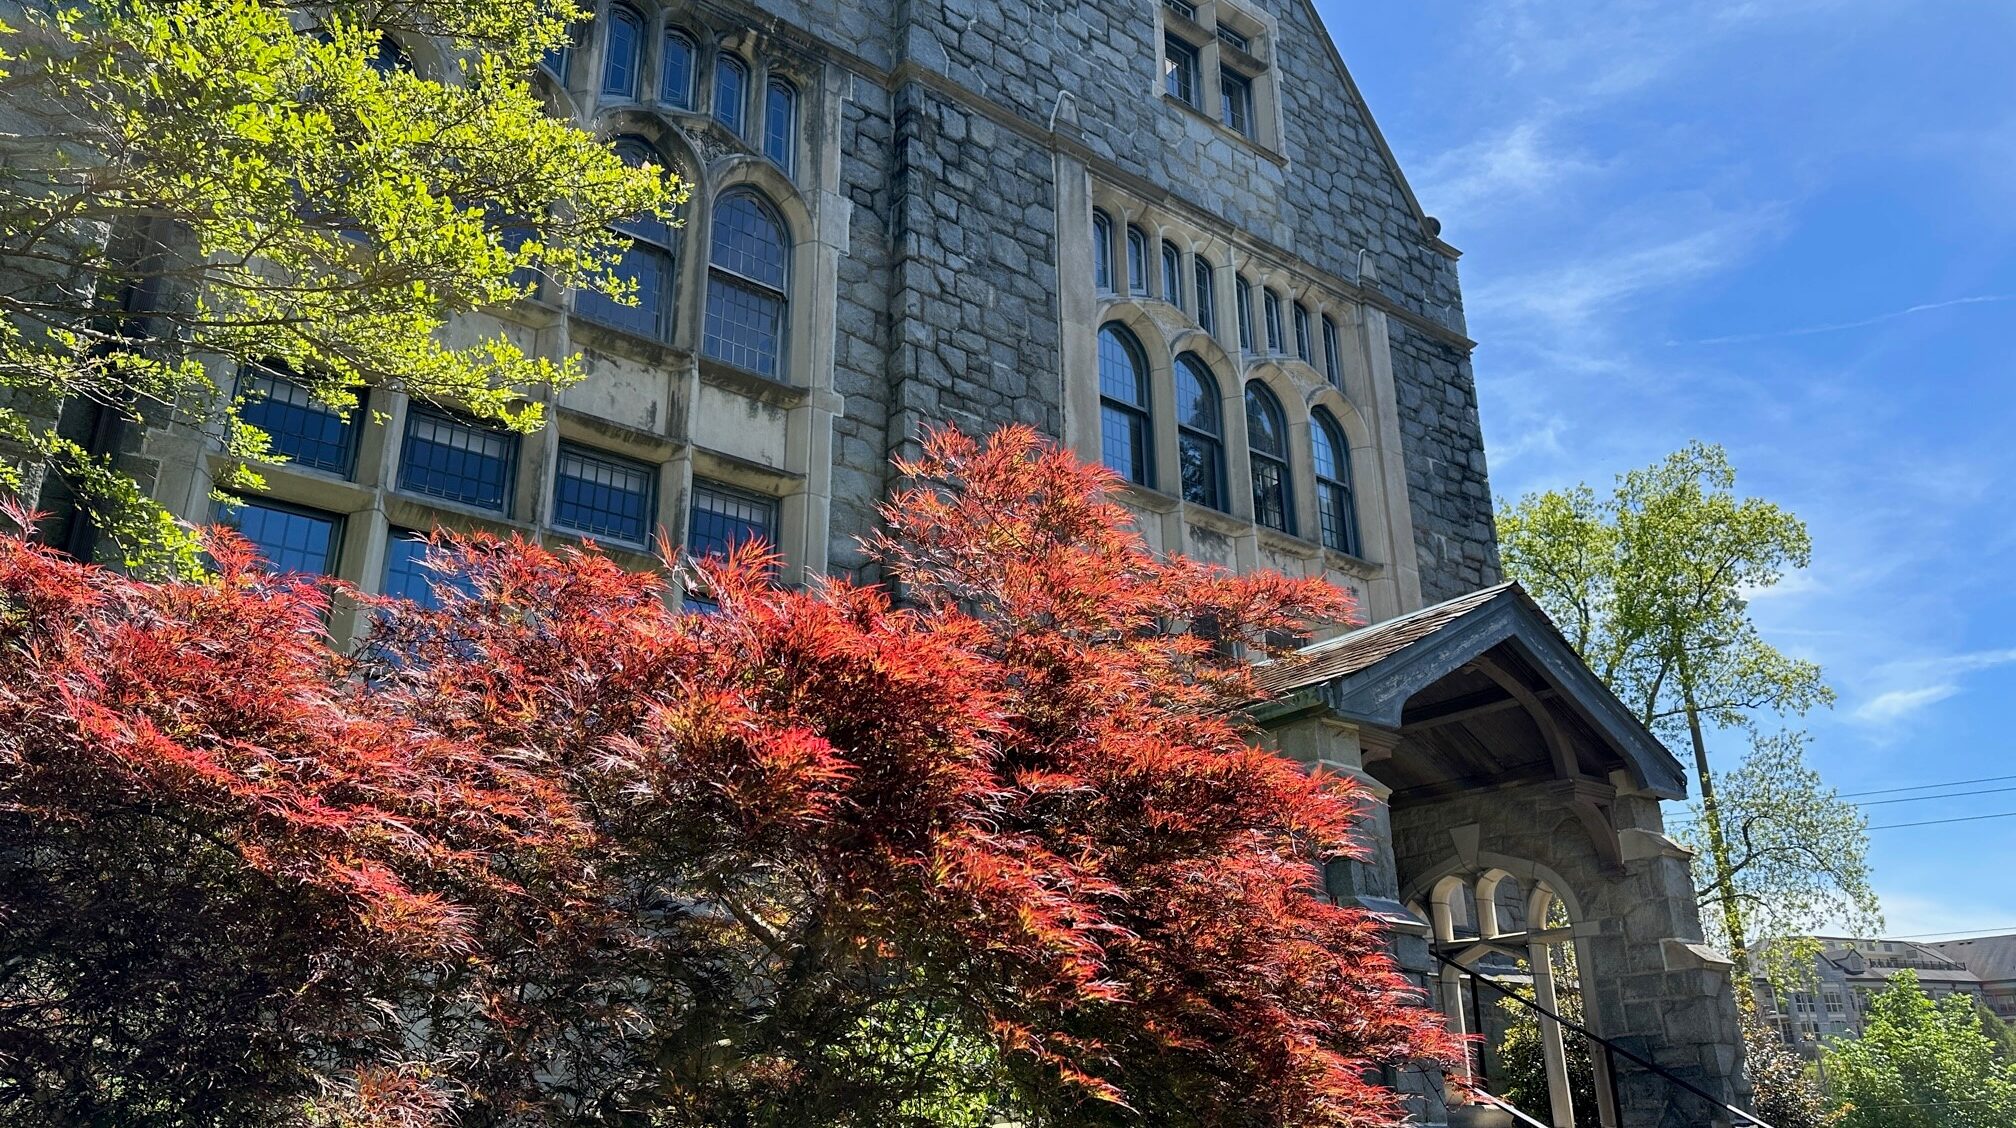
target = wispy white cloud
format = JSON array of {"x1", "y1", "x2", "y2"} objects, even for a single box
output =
[
  {"x1": 1413, "y1": 117, "x2": 1603, "y2": 219},
  {"x1": 1848, "y1": 649, "x2": 2016, "y2": 727},
  {"x1": 1676, "y1": 295, "x2": 2016, "y2": 346},
  {"x1": 1852, "y1": 686, "x2": 1958, "y2": 725}
]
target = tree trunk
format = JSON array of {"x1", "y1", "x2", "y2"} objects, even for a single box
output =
[{"x1": 1678, "y1": 660, "x2": 1750, "y2": 987}]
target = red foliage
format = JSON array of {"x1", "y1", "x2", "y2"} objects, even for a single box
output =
[{"x1": 0, "y1": 426, "x2": 1458, "y2": 1128}]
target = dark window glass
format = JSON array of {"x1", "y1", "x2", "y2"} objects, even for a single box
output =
[
  {"x1": 685, "y1": 479, "x2": 777, "y2": 612},
  {"x1": 1126, "y1": 226, "x2": 1149, "y2": 295},
  {"x1": 369, "y1": 34, "x2": 409, "y2": 77},
  {"x1": 704, "y1": 189, "x2": 790, "y2": 377},
  {"x1": 1294, "y1": 301, "x2": 1312, "y2": 362},
  {"x1": 382, "y1": 530, "x2": 473, "y2": 609},
  {"x1": 576, "y1": 139, "x2": 677, "y2": 340},
  {"x1": 764, "y1": 78, "x2": 797, "y2": 172},
  {"x1": 1176, "y1": 354, "x2": 1224, "y2": 510},
  {"x1": 714, "y1": 54, "x2": 748, "y2": 132},
  {"x1": 554, "y1": 444, "x2": 656, "y2": 544},
  {"x1": 1246, "y1": 381, "x2": 1292, "y2": 533},
  {"x1": 1235, "y1": 274, "x2": 1255, "y2": 353},
  {"x1": 1263, "y1": 289, "x2": 1284, "y2": 353},
  {"x1": 602, "y1": 5, "x2": 642, "y2": 96},
  {"x1": 237, "y1": 365, "x2": 359, "y2": 477},
  {"x1": 216, "y1": 499, "x2": 340, "y2": 576},
  {"x1": 398, "y1": 406, "x2": 516, "y2": 512},
  {"x1": 1092, "y1": 210, "x2": 1113, "y2": 292},
  {"x1": 1216, "y1": 24, "x2": 1250, "y2": 52},
  {"x1": 541, "y1": 23, "x2": 579, "y2": 81},
  {"x1": 662, "y1": 30, "x2": 696, "y2": 107},
  {"x1": 1161, "y1": 241, "x2": 1183, "y2": 309},
  {"x1": 1164, "y1": 36, "x2": 1199, "y2": 106},
  {"x1": 1312, "y1": 410, "x2": 1360, "y2": 555},
  {"x1": 1194, "y1": 259, "x2": 1216, "y2": 334},
  {"x1": 1221, "y1": 67, "x2": 1254, "y2": 136},
  {"x1": 1322, "y1": 314, "x2": 1343, "y2": 386},
  {"x1": 1164, "y1": 0, "x2": 1197, "y2": 20},
  {"x1": 1097, "y1": 323, "x2": 1152, "y2": 487}
]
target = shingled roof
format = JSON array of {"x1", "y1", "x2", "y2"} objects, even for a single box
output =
[{"x1": 1249, "y1": 582, "x2": 1689, "y2": 799}]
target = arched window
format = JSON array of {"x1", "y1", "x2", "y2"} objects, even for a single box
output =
[
  {"x1": 575, "y1": 137, "x2": 677, "y2": 341},
  {"x1": 715, "y1": 54, "x2": 748, "y2": 132},
  {"x1": 764, "y1": 78, "x2": 797, "y2": 173},
  {"x1": 369, "y1": 32, "x2": 410, "y2": 77},
  {"x1": 1161, "y1": 240, "x2": 1183, "y2": 309},
  {"x1": 1322, "y1": 313, "x2": 1342, "y2": 386},
  {"x1": 1091, "y1": 209, "x2": 1114, "y2": 293},
  {"x1": 601, "y1": 4, "x2": 643, "y2": 97},
  {"x1": 1194, "y1": 258, "x2": 1216, "y2": 334},
  {"x1": 1176, "y1": 354, "x2": 1224, "y2": 510},
  {"x1": 1311, "y1": 408, "x2": 1359, "y2": 555},
  {"x1": 541, "y1": 21, "x2": 581, "y2": 82},
  {"x1": 1097, "y1": 323, "x2": 1152, "y2": 486},
  {"x1": 662, "y1": 29, "x2": 697, "y2": 107},
  {"x1": 1293, "y1": 300, "x2": 1312, "y2": 362},
  {"x1": 704, "y1": 188, "x2": 790, "y2": 378},
  {"x1": 1245, "y1": 381, "x2": 1292, "y2": 533},
  {"x1": 1262, "y1": 288, "x2": 1284, "y2": 353},
  {"x1": 1126, "y1": 225, "x2": 1149, "y2": 295},
  {"x1": 1235, "y1": 273, "x2": 1255, "y2": 353}
]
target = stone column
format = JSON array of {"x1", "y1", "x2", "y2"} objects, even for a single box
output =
[{"x1": 1528, "y1": 940, "x2": 1577, "y2": 1128}]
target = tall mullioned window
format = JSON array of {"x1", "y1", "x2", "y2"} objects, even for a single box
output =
[
  {"x1": 685, "y1": 479, "x2": 778, "y2": 612},
  {"x1": 1235, "y1": 274, "x2": 1255, "y2": 353},
  {"x1": 1322, "y1": 313, "x2": 1343, "y2": 386},
  {"x1": 236, "y1": 364, "x2": 359, "y2": 477},
  {"x1": 1245, "y1": 381, "x2": 1292, "y2": 534},
  {"x1": 704, "y1": 189, "x2": 790, "y2": 378},
  {"x1": 1220, "y1": 67, "x2": 1254, "y2": 137},
  {"x1": 399, "y1": 407, "x2": 517, "y2": 513},
  {"x1": 1126, "y1": 225, "x2": 1149, "y2": 295},
  {"x1": 764, "y1": 78, "x2": 797, "y2": 173},
  {"x1": 1176, "y1": 354, "x2": 1224, "y2": 510},
  {"x1": 1194, "y1": 258, "x2": 1217, "y2": 334},
  {"x1": 1091, "y1": 209, "x2": 1114, "y2": 292},
  {"x1": 1311, "y1": 409, "x2": 1359, "y2": 556},
  {"x1": 1293, "y1": 301, "x2": 1312, "y2": 362},
  {"x1": 1164, "y1": 35, "x2": 1200, "y2": 107},
  {"x1": 1098, "y1": 323, "x2": 1153, "y2": 487},
  {"x1": 662, "y1": 30, "x2": 696, "y2": 107},
  {"x1": 574, "y1": 138, "x2": 677, "y2": 341},
  {"x1": 601, "y1": 4, "x2": 643, "y2": 97},
  {"x1": 1262, "y1": 288, "x2": 1284, "y2": 353},
  {"x1": 1161, "y1": 241, "x2": 1183, "y2": 309},
  {"x1": 715, "y1": 54, "x2": 748, "y2": 132}
]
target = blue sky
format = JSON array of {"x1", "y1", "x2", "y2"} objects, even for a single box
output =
[{"x1": 1321, "y1": 0, "x2": 2016, "y2": 941}]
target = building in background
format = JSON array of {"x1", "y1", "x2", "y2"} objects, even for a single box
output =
[
  {"x1": 1754, "y1": 936, "x2": 1990, "y2": 1056},
  {"x1": 25, "y1": 1, "x2": 1752, "y2": 1123},
  {"x1": 1930, "y1": 933, "x2": 2016, "y2": 1024}
]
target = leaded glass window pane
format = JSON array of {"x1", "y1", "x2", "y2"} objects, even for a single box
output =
[
  {"x1": 1221, "y1": 68, "x2": 1253, "y2": 136},
  {"x1": 765, "y1": 78, "x2": 796, "y2": 172},
  {"x1": 705, "y1": 190, "x2": 789, "y2": 377},
  {"x1": 1162, "y1": 241, "x2": 1183, "y2": 309},
  {"x1": 602, "y1": 6, "x2": 642, "y2": 97},
  {"x1": 554, "y1": 444, "x2": 656, "y2": 544},
  {"x1": 382, "y1": 530, "x2": 473, "y2": 609},
  {"x1": 237, "y1": 365, "x2": 358, "y2": 477},
  {"x1": 1195, "y1": 259, "x2": 1216, "y2": 334},
  {"x1": 217, "y1": 499, "x2": 340, "y2": 576},
  {"x1": 1263, "y1": 289, "x2": 1284, "y2": 353},
  {"x1": 1323, "y1": 314, "x2": 1342, "y2": 386},
  {"x1": 1098, "y1": 324, "x2": 1152, "y2": 487},
  {"x1": 1092, "y1": 210, "x2": 1113, "y2": 292},
  {"x1": 577, "y1": 241, "x2": 674, "y2": 338},
  {"x1": 688, "y1": 480, "x2": 775, "y2": 559},
  {"x1": 1176, "y1": 355, "x2": 1223, "y2": 510},
  {"x1": 398, "y1": 407, "x2": 516, "y2": 512},
  {"x1": 1246, "y1": 382, "x2": 1291, "y2": 534},
  {"x1": 1312, "y1": 411, "x2": 1359, "y2": 555},
  {"x1": 715, "y1": 55, "x2": 747, "y2": 132},
  {"x1": 1126, "y1": 225, "x2": 1149, "y2": 295},
  {"x1": 662, "y1": 30, "x2": 696, "y2": 107},
  {"x1": 1236, "y1": 275, "x2": 1255, "y2": 352},
  {"x1": 1294, "y1": 302, "x2": 1312, "y2": 362}
]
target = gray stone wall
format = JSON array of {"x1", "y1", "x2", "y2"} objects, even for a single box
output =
[
  {"x1": 1389, "y1": 321, "x2": 1500, "y2": 602},
  {"x1": 1391, "y1": 785, "x2": 1750, "y2": 1128}
]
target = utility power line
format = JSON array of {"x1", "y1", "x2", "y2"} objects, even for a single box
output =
[
  {"x1": 1869, "y1": 809, "x2": 2016, "y2": 831},
  {"x1": 1839, "y1": 772, "x2": 2016, "y2": 799},
  {"x1": 1860, "y1": 782, "x2": 2016, "y2": 807}
]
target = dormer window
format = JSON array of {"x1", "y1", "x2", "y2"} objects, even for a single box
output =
[{"x1": 1157, "y1": 1, "x2": 1276, "y2": 149}]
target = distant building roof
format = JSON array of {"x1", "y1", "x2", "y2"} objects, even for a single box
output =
[{"x1": 1928, "y1": 934, "x2": 2016, "y2": 985}]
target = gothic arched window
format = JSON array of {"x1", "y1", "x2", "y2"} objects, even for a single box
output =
[
  {"x1": 715, "y1": 54, "x2": 748, "y2": 132},
  {"x1": 1126, "y1": 225, "x2": 1149, "y2": 295},
  {"x1": 1312, "y1": 408, "x2": 1359, "y2": 555},
  {"x1": 601, "y1": 5, "x2": 643, "y2": 97},
  {"x1": 1245, "y1": 380, "x2": 1292, "y2": 533},
  {"x1": 575, "y1": 137, "x2": 677, "y2": 341},
  {"x1": 1092, "y1": 209, "x2": 1114, "y2": 293},
  {"x1": 704, "y1": 188, "x2": 790, "y2": 378},
  {"x1": 662, "y1": 29, "x2": 697, "y2": 107},
  {"x1": 1098, "y1": 323, "x2": 1152, "y2": 486},
  {"x1": 764, "y1": 78, "x2": 797, "y2": 173},
  {"x1": 1176, "y1": 354, "x2": 1224, "y2": 510}
]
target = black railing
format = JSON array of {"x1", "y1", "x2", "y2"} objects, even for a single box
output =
[{"x1": 1433, "y1": 951, "x2": 1774, "y2": 1128}]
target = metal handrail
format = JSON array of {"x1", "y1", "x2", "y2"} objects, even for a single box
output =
[
  {"x1": 1469, "y1": 1090, "x2": 1552, "y2": 1127},
  {"x1": 1432, "y1": 951, "x2": 1775, "y2": 1128}
]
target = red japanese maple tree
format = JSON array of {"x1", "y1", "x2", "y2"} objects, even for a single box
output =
[{"x1": 0, "y1": 426, "x2": 1458, "y2": 1127}]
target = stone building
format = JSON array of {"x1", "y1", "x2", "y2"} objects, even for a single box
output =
[{"x1": 34, "y1": 0, "x2": 1751, "y2": 1123}]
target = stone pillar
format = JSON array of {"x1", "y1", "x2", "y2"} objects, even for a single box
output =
[{"x1": 1528, "y1": 940, "x2": 1576, "y2": 1128}]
